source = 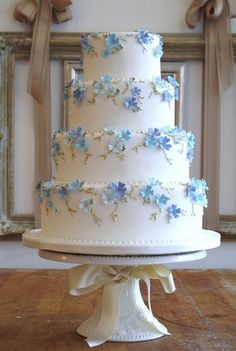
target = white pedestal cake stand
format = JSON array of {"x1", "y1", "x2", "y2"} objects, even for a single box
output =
[{"x1": 38, "y1": 249, "x2": 207, "y2": 345}]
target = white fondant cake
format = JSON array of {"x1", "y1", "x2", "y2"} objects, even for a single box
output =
[{"x1": 28, "y1": 31, "x2": 220, "y2": 255}]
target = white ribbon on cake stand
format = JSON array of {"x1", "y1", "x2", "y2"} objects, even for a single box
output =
[{"x1": 38, "y1": 249, "x2": 207, "y2": 347}]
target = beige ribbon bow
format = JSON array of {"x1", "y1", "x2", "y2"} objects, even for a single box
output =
[
  {"x1": 14, "y1": 0, "x2": 72, "y2": 103},
  {"x1": 186, "y1": 0, "x2": 233, "y2": 230},
  {"x1": 69, "y1": 264, "x2": 175, "y2": 347}
]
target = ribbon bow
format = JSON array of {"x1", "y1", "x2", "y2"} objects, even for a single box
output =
[
  {"x1": 14, "y1": 0, "x2": 72, "y2": 103},
  {"x1": 186, "y1": 0, "x2": 233, "y2": 93},
  {"x1": 69, "y1": 264, "x2": 175, "y2": 347}
]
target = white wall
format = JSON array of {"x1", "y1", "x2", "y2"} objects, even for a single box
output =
[{"x1": 1, "y1": 0, "x2": 236, "y2": 268}]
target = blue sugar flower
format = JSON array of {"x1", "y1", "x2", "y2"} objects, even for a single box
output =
[
  {"x1": 73, "y1": 87, "x2": 85, "y2": 104},
  {"x1": 166, "y1": 76, "x2": 179, "y2": 101},
  {"x1": 106, "y1": 33, "x2": 123, "y2": 49},
  {"x1": 102, "y1": 185, "x2": 116, "y2": 205},
  {"x1": 93, "y1": 80, "x2": 106, "y2": 95},
  {"x1": 187, "y1": 133, "x2": 195, "y2": 150},
  {"x1": 124, "y1": 96, "x2": 139, "y2": 112},
  {"x1": 100, "y1": 75, "x2": 113, "y2": 83},
  {"x1": 40, "y1": 179, "x2": 55, "y2": 200},
  {"x1": 68, "y1": 179, "x2": 84, "y2": 192},
  {"x1": 155, "y1": 194, "x2": 170, "y2": 209},
  {"x1": 153, "y1": 77, "x2": 169, "y2": 92},
  {"x1": 75, "y1": 137, "x2": 88, "y2": 152},
  {"x1": 163, "y1": 90, "x2": 174, "y2": 103},
  {"x1": 79, "y1": 198, "x2": 94, "y2": 213},
  {"x1": 44, "y1": 179, "x2": 55, "y2": 190},
  {"x1": 68, "y1": 127, "x2": 85, "y2": 138},
  {"x1": 144, "y1": 129, "x2": 161, "y2": 149},
  {"x1": 80, "y1": 35, "x2": 93, "y2": 54},
  {"x1": 57, "y1": 186, "x2": 70, "y2": 200},
  {"x1": 102, "y1": 48, "x2": 111, "y2": 58},
  {"x1": 140, "y1": 184, "x2": 154, "y2": 202},
  {"x1": 131, "y1": 86, "x2": 142, "y2": 97},
  {"x1": 51, "y1": 139, "x2": 60, "y2": 157},
  {"x1": 144, "y1": 134, "x2": 158, "y2": 149},
  {"x1": 108, "y1": 139, "x2": 126, "y2": 154},
  {"x1": 158, "y1": 136, "x2": 172, "y2": 151},
  {"x1": 168, "y1": 204, "x2": 182, "y2": 220},
  {"x1": 187, "y1": 133, "x2": 195, "y2": 162},
  {"x1": 167, "y1": 76, "x2": 179, "y2": 88},
  {"x1": 153, "y1": 44, "x2": 163, "y2": 57},
  {"x1": 111, "y1": 182, "x2": 127, "y2": 200},
  {"x1": 137, "y1": 31, "x2": 154, "y2": 45},
  {"x1": 168, "y1": 127, "x2": 186, "y2": 142},
  {"x1": 187, "y1": 178, "x2": 208, "y2": 207},
  {"x1": 187, "y1": 149, "x2": 194, "y2": 163},
  {"x1": 118, "y1": 129, "x2": 132, "y2": 142}
]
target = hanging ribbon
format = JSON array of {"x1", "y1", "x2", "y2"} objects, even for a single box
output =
[
  {"x1": 69, "y1": 264, "x2": 175, "y2": 347},
  {"x1": 14, "y1": 0, "x2": 72, "y2": 103},
  {"x1": 14, "y1": 0, "x2": 72, "y2": 227},
  {"x1": 186, "y1": 0, "x2": 234, "y2": 230}
]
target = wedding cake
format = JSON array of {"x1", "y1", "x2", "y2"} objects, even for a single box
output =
[{"x1": 24, "y1": 31, "x2": 220, "y2": 255}]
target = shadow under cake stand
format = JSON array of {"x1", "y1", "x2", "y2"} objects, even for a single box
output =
[{"x1": 37, "y1": 248, "x2": 208, "y2": 344}]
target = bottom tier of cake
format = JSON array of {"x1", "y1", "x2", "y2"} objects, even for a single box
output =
[{"x1": 33, "y1": 178, "x2": 211, "y2": 253}]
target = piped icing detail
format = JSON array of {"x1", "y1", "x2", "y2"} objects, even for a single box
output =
[
  {"x1": 80, "y1": 31, "x2": 163, "y2": 58},
  {"x1": 51, "y1": 127, "x2": 195, "y2": 167},
  {"x1": 36, "y1": 178, "x2": 208, "y2": 226},
  {"x1": 64, "y1": 75, "x2": 179, "y2": 109}
]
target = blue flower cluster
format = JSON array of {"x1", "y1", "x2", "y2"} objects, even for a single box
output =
[
  {"x1": 37, "y1": 178, "x2": 85, "y2": 212},
  {"x1": 167, "y1": 76, "x2": 179, "y2": 101},
  {"x1": 102, "y1": 33, "x2": 124, "y2": 58},
  {"x1": 108, "y1": 129, "x2": 132, "y2": 155},
  {"x1": 65, "y1": 127, "x2": 88, "y2": 153},
  {"x1": 92, "y1": 76, "x2": 120, "y2": 100},
  {"x1": 102, "y1": 182, "x2": 127, "y2": 205},
  {"x1": 187, "y1": 178, "x2": 208, "y2": 207},
  {"x1": 80, "y1": 35, "x2": 94, "y2": 54},
  {"x1": 163, "y1": 127, "x2": 195, "y2": 163},
  {"x1": 140, "y1": 178, "x2": 170, "y2": 211},
  {"x1": 145, "y1": 128, "x2": 172, "y2": 151},
  {"x1": 136, "y1": 31, "x2": 163, "y2": 57},
  {"x1": 124, "y1": 86, "x2": 143, "y2": 112},
  {"x1": 152, "y1": 76, "x2": 179, "y2": 103}
]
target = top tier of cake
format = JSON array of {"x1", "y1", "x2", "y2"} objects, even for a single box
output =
[{"x1": 82, "y1": 32, "x2": 163, "y2": 80}]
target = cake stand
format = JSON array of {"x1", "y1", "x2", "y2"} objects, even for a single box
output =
[{"x1": 38, "y1": 249, "x2": 208, "y2": 347}]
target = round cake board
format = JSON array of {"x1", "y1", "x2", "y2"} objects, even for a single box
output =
[
  {"x1": 23, "y1": 229, "x2": 220, "y2": 256},
  {"x1": 38, "y1": 248, "x2": 207, "y2": 265}
]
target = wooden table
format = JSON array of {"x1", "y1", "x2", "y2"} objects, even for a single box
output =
[{"x1": 0, "y1": 269, "x2": 235, "y2": 351}]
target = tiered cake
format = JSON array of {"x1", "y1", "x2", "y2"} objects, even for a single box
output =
[{"x1": 25, "y1": 31, "x2": 220, "y2": 255}]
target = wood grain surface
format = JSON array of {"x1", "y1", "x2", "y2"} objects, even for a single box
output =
[{"x1": 0, "y1": 269, "x2": 235, "y2": 351}]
